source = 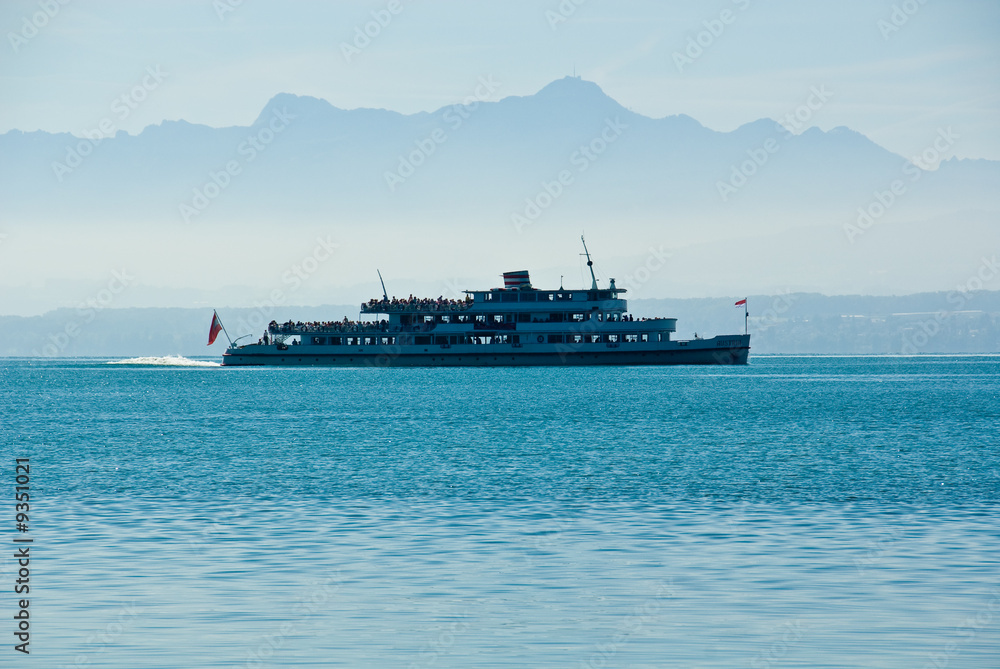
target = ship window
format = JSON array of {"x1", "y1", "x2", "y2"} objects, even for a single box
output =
[
  {"x1": 589, "y1": 334, "x2": 602, "y2": 343},
  {"x1": 547, "y1": 334, "x2": 563, "y2": 344},
  {"x1": 520, "y1": 293, "x2": 536, "y2": 302},
  {"x1": 517, "y1": 313, "x2": 531, "y2": 322},
  {"x1": 482, "y1": 293, "x2": 493, "y2": 301},
  {"x1": 570, "y1": 335, "x2": 583, "y2": 344},
  {"x1": 311, "y1": 337, "x2": 325, "y2": 345},
  {"x1": 571, "y1": 313, "x2": 584, "y2": 322},
  {"x1": 625, "y1": 334, "x2": 638, "y2": 343},
  {"x1": 540, "y1": 292, "x2": 553, "y2": 301},
  {"x1": 364, "y1": 337, "x2": 375, "y2": 346},
  {"x1": 492, "y1": 314, "x2": 503, "y2": 323},
  {"x1": 440, "y1": 315, "x2": 451, "y2": 323},
  {"x1": 496, "y1": 334, "x2": 508, "y2": 344},
  {"x1": 415, "y1": 336, "x2": 431, "y2": 345},
  {"x1": 501, "y1": 292, "x2": 518, "y2": 302},
  {"x1": 607, "y1": 334, "x2": 619, "y2": 343},
  {"x1": 330, "y1": 337, "x2": 342, "y2": 345},
  {"x1": 475, "y1": 314, "x2": 487, "y2": 323}
]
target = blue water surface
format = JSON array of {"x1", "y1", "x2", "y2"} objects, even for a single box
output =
[{"x1": 1, "y1": 355, "x2": 998, "y2": 667}]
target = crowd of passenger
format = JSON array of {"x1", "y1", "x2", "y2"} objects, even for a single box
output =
[
  {"x1": 363, "y1": 295, "x2": 472, "y2": 312},
  {"x1": 265, "y1": 308, "x2": 658, "y2": 342},
  {"x1": 268, "y1": 318, "x2": 392, "y2": 334}
]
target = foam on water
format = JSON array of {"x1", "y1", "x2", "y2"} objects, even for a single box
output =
[{"x1": 106, "y1": 355, "x2": 219, "y2": 367}]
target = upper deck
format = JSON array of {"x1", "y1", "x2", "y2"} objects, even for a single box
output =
[
  {"x1": 269, "y1": 268, "x2": 676, "y2": 339},
  {"x1": 361, "y1": 286, "x2": 628, "y2": 315}
]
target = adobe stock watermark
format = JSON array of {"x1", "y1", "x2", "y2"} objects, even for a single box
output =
[
  {"x1": 243, "y1": 572, "x2": 343, "y2": 668},
  {"x1": 900, "y1": 254, "x2": 998, "y2": 354},
  {"x1": 406, "y1": 615, "x2": 472, "y2": 669},
  {"x1": 878, "y1": 0, "x2": 930, "y2": 40},
  {"x1": 33, "y1": 269, "x2": 136, "y2": 357},
  {"x1": 384, "y1": 75, "x2": 502, "y2": 192},
  {"x1": 52, "y1": 66, "x2": 168, "y2": 183},
  {"x1": 545, "y1": 0, "x2": 589, "y2": 31},
  {"x1": 511, "y1": 117, "x2": 628, "y2": 232},
  {"x1": 581, "y1": 580, "x2": 677, "y2": 669},
  {"x1": 717, "y1": 85, "x2": 833, "y2": 202},
  {"x1": 7, "y1": 0, "x2": 72, "y2": 53},
  {"x1": 750, "y1": 620, "x2": 806, "y2": 669},
  {"x1": 59, "y1": 601, "x2": 142, "y2": 669},
  {"x1": 672, "y1": 0, "x2": 752, "y2": 73},
  {"x1": 213, "y1": 0, "x2": 245, "y2": 21},
  {"x1": 843, "y1": 126, "x2": 958, "y2": 243},
  {"x1": 752, "y1": 291, "x2": 796, "y2": 334},
  {"x1": 178, "y1": 106, "x2": 295, "y2": 223},
  {"x1": 340, "y1": 0, "x2": 410, "y2": 63},
  {"x1": 615, "y1": 246, "x2": 672, "y2": 296},
  {"x1": 854, "y1": 525, "x2": 905, "y2": 576},
  {"x1": 921, "y1": 589, "x2": 1000, "y2": 669},
  {"x1": 232, "y1": 235, "x2": 339, "y2": 339}
]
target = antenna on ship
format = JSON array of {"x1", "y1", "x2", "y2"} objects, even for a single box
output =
[
  {"x1": 580, "y1": 235, "x2": 598, "y2": 290},
  {"x1": 376, "y1": 269, "x2": 388, "y2": 301}
]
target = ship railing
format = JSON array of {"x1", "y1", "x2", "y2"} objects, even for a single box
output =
[
  {"x1": 360, "y1": 300, "x2": 473, "y2": 314},
  {"x1": 267, "y1": 323, "x2": 442, "y2": 335}
]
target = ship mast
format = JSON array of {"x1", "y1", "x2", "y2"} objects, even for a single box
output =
[{"x1": 580, "y1": 235, "x2": 598, "y2": 290}]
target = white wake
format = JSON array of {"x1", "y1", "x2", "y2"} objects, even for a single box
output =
[{"x1": 106, "y1": 355, "x2": 220, "y2": 367}]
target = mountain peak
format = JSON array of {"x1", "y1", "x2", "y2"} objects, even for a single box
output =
[
  {"x1": 535, "y1": 76, "x2": 609, "y2": 99},
  {"x1": 254, "y1": 93, "x2": 339, "y2": 125},
  {"x1": 496, "y1": 77, "x2": 627, "y2": 117}
]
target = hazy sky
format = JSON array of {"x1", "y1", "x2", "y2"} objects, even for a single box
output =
[
  {"x1": 2, "y1": 0, "x2": 998, "y2": 160},
  {"x1": 2, "y1": 1, "x2": 999, "y2": 317}
]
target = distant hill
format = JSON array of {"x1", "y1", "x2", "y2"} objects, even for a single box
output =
[{"x1": 2, "y1": 291, "x2": 997, "y2": 358}]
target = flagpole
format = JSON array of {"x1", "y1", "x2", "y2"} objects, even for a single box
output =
[
  {"x1": 215, "y1": 310, "x2": 233, "y2": 346},
  {"x1": 745, "y1": 300, "x2": 748, "y2": 335}
]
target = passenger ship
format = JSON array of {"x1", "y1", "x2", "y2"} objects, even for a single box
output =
[{"x1": 220, "y1": 242, "x2": 750, "y2": 367}]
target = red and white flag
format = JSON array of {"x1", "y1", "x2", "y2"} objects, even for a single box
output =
[
  {"x1": 734, "y1": 298, "x2": 747, "y2": 307},
  {"x1": 208, "y1": 310, "x2": 224, "y2": 346}
]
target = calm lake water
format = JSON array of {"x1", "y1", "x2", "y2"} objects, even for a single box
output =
[{"x1": 1, "y1": 355, "x2": 998, "y2": 667}]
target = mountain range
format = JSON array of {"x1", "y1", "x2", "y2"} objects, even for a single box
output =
[{"x1": 1, "y1": 76, "x2": 998, "y2": 313}]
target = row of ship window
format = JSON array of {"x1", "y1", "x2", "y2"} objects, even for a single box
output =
[
  {"x1": 406, "y1": 312, "x2": 629, "y2": 324},
  {"x1": 308, "y1": 333, "x2": 663, "y2": 346},
  {"x1": 478, "y1": 290, "x2": 615, "y2": 303}
]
